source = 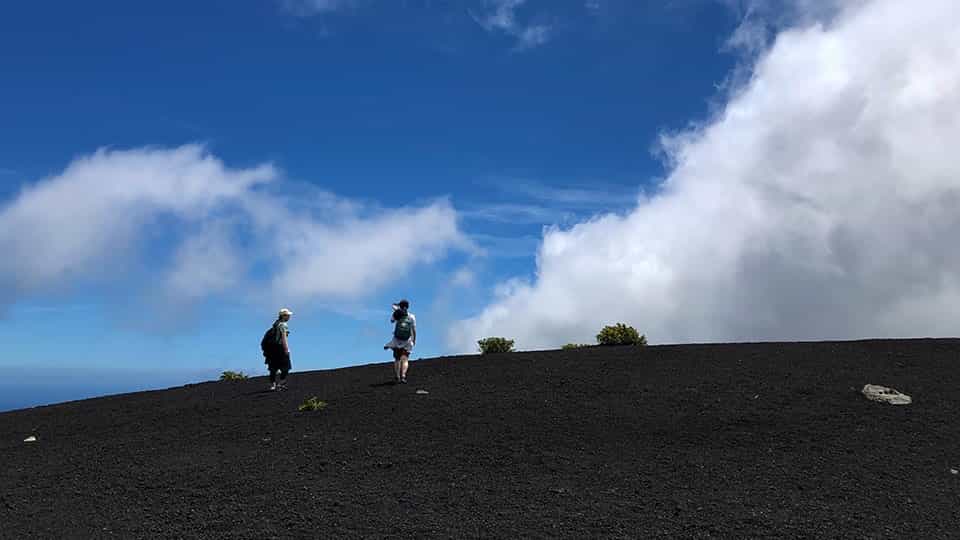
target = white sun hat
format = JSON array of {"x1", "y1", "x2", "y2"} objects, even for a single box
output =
[{"x1": 278, "y1": 308, "x2": 293, "y2": 316}]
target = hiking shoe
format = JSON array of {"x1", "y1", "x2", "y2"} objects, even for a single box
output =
[
  {"x1": 269, "y1": 383, "x2": 277, "y2": 391},
  {"x1": 400, "y1": 377, "x2": 407, "y2": 384},
  {"x1": 278, "y1": 382, "x2": 288, "y2": 391}
]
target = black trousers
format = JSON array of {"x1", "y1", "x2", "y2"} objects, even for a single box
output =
[{"x1": 267, "y1": 353, "x2": 291, "y2": 382}]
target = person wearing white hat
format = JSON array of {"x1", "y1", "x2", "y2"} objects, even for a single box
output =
[{"x1": 267, "y1": 308, "x2": 293, "y2": 391}]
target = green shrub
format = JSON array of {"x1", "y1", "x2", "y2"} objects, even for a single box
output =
[
  {"x1": 298, "y1": 397, "x2": 327, "y2": 412},
  {"x1": 561, "y1": 343, "x2": 589, "y2": 350},
  {"x1": 478, "y1": 337, "x2": 515, "y2": 354},
  {"x1": 596, "y1": 323, "x2": 647, "y2": 346},
  {"x1": 219, "y1": 370, "x2": 248, "y2": 381}
]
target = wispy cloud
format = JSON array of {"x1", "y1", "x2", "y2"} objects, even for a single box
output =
[
  {"x1": 469, "y1": 233, "x2": 543, "y2": 259},
  {"x1": 462, "y1": 178, "x2": 638, "y2": 227},
  {"x1": 280, "y1": 0, "x2": 358, "y2": 17},
  {"x1": 279, "y1": 0, "x2": 557, "y2": 49},
  {"x1": 461, "y1": 203, "x2": 576, "y2": 225},
  {"x1": 496, "y1": 178, "x2": 641, "y2": 209},
  {"x1": 16, "y1": 303, "x2": 96, "y2": 314},
  {"x1": 722, "y1": 0, "x2": 846, "y2": 56},
  {"x1": 471, "y1": 0, "x2": 552, "y2": 50},
  {"x1": 450, "y1": 267, "x2": 477, "y2": 288}
]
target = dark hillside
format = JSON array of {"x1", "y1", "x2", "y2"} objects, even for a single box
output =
[{"x1": 1, "y1": 339, "x2": 958, "y2": 538}]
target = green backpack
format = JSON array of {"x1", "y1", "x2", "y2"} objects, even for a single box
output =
[{"x1": 394, "y1": 314, "x2": 413, "y2": 340}]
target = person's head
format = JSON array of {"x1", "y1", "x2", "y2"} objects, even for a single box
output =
[
  {"x1": 392, "y1": 299, "x2": 409, "y2": 321},
  {"x1": 278, "y1": 308, "x2": 293, "y2": 321}
]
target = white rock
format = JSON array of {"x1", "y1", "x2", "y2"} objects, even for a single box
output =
[
  {"x1": 416, "y1": 389, "x2": 429, "y2": 395},
  {"x1": 951, "y1": 469, "x2": 958, "y2": 475},
  {"x1": 861, "y1": 384, "x2": 912, "y2": 405},
  {"x1": 23, "y1": 436, "x2": 37, "y2": 443}
]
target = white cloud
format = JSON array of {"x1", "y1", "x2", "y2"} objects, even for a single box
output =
[
  {"x1": 0, "y1": 145, "x2": 467, "y2": 314},
  {"x1": 270, "y1": 201, "x2": 468, "y2": 299},
  {"x1": 0, "y1": 145, "x2": 273, "y2": 295},
  {"x1": 164, "y1": 221, "x2": 243, "y2": 300},
  {"x1": 449, "y1": 0, "x2": 960, "y2": 351},
  {"x1": 471, "y1": 0, "x2": 552, "y2": 50}
]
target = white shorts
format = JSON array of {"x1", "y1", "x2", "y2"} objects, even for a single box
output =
[{"x1": 384, "y1": 337, "x2": 414, "y2": 352}]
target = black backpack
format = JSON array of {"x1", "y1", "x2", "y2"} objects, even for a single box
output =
[{"x1": 260, "y1": 322, "x2": 281, "y2": 358}]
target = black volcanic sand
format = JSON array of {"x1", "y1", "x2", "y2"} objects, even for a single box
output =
[{"x1": 1, "y1": 339, "x2": 959, "y2": 539}]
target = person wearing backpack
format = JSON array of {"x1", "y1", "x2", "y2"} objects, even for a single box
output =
[
  {"x1": 261, "y1": 308, "x2": 293, "y2": 391},
  {"x1": 383, "y1": 299, "x2": 416, "y2": 384}
]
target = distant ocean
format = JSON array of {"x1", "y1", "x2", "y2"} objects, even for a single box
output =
[{"x1": 0, "y1": 367, "x2": 221, "y2": 412}]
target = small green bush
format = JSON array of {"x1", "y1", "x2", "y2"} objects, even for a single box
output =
[
  {"x1": 562, "y1": 343, "x2": 589, "y2": 350},
  {"x1": 219, "y1": 370, "x2": 248, "y2": 381},
  {"x1": 298, "y1": 397, "x2": 327, "y2": 412},
  {"x1": 596, "y1": 323, "x2": 647, "y2": 346},
  {"x1": 478, "y1": 337, "x2": 515, "y2": 354}
]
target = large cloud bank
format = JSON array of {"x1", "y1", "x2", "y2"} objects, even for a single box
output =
[
  {"x1": 0, "y1": 145, "x2": 465, "y2": 310},
  {"x1": 450, "y1": 0, "x2": 960, "y2": 351}
]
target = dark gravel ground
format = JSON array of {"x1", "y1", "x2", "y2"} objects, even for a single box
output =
[{"x1": 1, "y1": 339, "x2": 959, "y2": 539}]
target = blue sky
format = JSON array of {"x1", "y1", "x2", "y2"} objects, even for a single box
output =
[
  {"x1": 0, "y1": 1, "x2": 739, "y2": 372},
  {"x1": 3, "y1": 0, "x2": 958, "y2": 409}
]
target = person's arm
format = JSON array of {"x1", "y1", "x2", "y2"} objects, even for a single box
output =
[
  {"x1": 281, "y1": 324, "x2": 290, "y2": 354},
  {"x1": 412, "y1": 319, "x2": 417, "y2": 345}
]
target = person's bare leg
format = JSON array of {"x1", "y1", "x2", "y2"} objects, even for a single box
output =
[
  {"x1": 393, "y1": 350, "x2": 402, "y2": 382},
  {"x1": 400, "y1": 353, "x2": 409, "y2": 381}
]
